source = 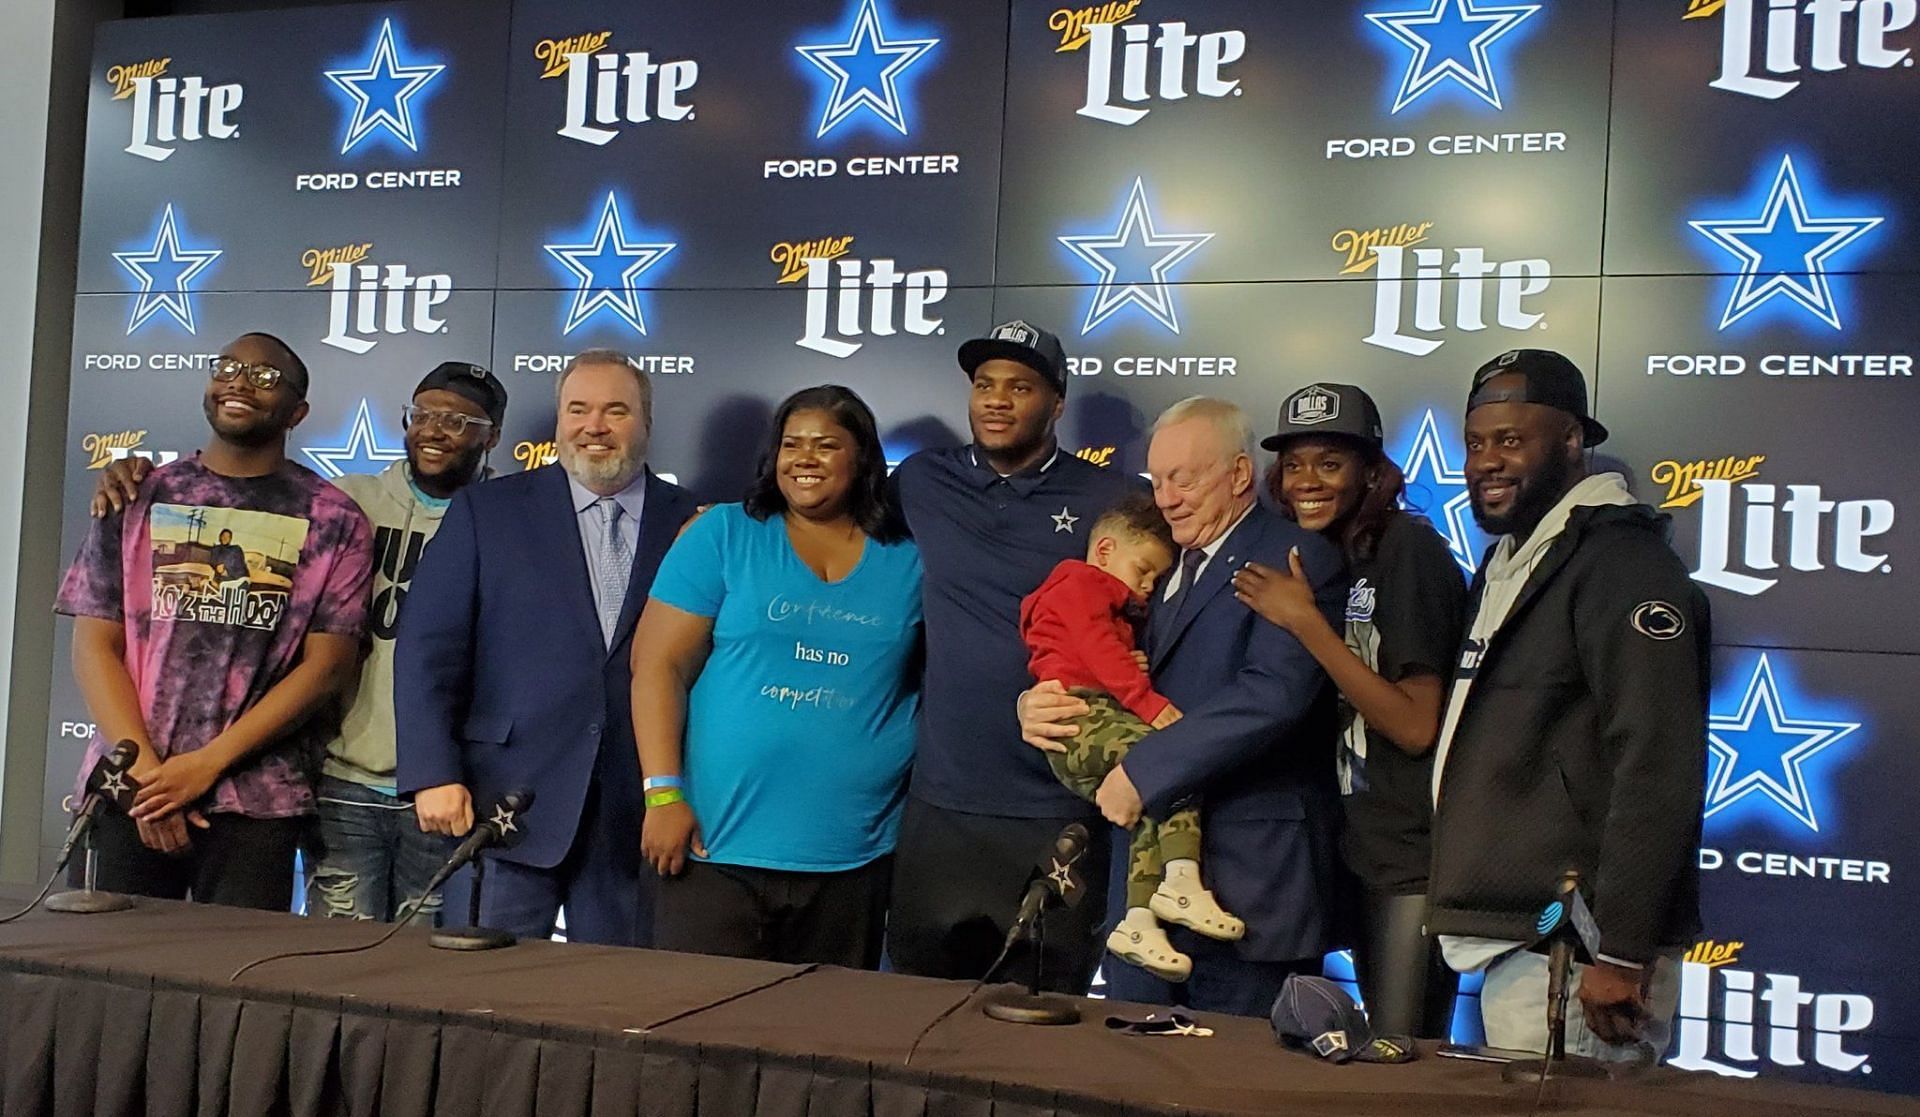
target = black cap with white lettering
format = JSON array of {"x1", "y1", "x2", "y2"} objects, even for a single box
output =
[
  {"x1": 414, "y1": 361, "x2": 508, "y2": 426},
  {"x1": 1261, "y1": 383, "x2": 1384, "y2": 452},
  {"x1": 958, "y1": 319, "x2": 1069, "y2": 396},
  {"x1": 1465, "y1": 348, "x2": 1608, "y2": 448}
]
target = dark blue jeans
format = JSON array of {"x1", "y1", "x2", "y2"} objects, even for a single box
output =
[{"x1": 306, "y1": 775, "x2": 454, "y2": 925}]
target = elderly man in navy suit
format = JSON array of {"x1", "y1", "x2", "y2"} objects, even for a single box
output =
[
  {"x1": 1020, "y1": 396, "x2": 1347, "y2": 1015},
  {"x1": 396, "y1": 349, "x2": 697, "y2": 945}
]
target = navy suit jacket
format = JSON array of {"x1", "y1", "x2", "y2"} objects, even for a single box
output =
[
  {"x1": 1124, "y1": 503, "x2": 1349, "y2": 961},
  {"x1": 394, "y1": 465, "x2": 697, "y2": 869}
]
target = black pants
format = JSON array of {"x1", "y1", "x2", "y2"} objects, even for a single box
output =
[
  {"x1": 654, "y1": 855, "x2": 891, "y2": 969},
  {"x1": 77, "y1": 808, "x2": 304, "y2": 911},
  {"x1": 1352, "y1": 889, "x2": 1458, "y2": 1039},
  {"x1": 886, "y1": 798, "x2": 1111, "y2": 993}
]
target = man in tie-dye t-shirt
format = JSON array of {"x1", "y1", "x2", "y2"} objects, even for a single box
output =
[{"x1": 57, "y1": 332, "x2": 373, "y2": 910}]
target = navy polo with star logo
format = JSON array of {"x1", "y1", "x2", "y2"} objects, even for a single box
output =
[{"x1": 893, "y1": 444, "x2": 1145, "y2": 816}]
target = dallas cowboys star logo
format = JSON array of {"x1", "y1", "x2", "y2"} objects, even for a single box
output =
[
  {"x1": 490, "y1": 806, "x2": 519, "y2": 837},
  {"x1": 1052, "y1": 506, "x2": 1079, "y2": 533},
  {"x1": 302, "y1": 398, "x2": 406, "y2": 479},
  {"x1": 1365, "y1": 0, "x2": 1540, "y2": 113},
  {"x1": 1705, "y1": 654, "x2": 1860, "y2": 833},
  {"x1": 544, "y1": 192, "x2": 677, "y2": 336},
  {"x1": 113, "y1": 204, "x2": 221, "y2": 336},
  {"x1": 1397, "y1": 409, "x2": 1481, "y2": 573},
  {"x1": 794, "y1": 0, "x2": 938, "y2": 138},
  {"x1": 1058, "y1": 177, "x2": 1214, "y2": 336},
  {"x1": 1689, "y1": 155, "x2": 1884, "y2": 332},
  {"x1": 324, "y1": 19, "x2": 445, "y2": 155},
  {"x1": 1047, "y1": 858, "x2": 1077, "y2": 894},
  {"x1": 98, "y1": 770, "x2": 132, "y2": 799}
]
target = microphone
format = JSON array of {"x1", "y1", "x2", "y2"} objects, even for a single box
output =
[
  {"x1": 1000, "y1": 822, "x2": 1092, "y2": 959},
  {"x1": 412, "y1": 788, "x2": 535, "y2": 905},
  {"x1": 55, "y1": 741, "x2": 140, "y2": 871}
]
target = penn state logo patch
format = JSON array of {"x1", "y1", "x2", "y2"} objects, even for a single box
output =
[{"x1": 1630, "y1": 600, "x2": 1686, "y2": 641}]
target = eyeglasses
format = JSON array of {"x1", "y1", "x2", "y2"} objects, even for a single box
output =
[
  {"x1": 402, "y1": 404, "x2": 495, "y2": 437},
  {"x1": 210, "y1": 357, "x2": 294, "y2": 392}
]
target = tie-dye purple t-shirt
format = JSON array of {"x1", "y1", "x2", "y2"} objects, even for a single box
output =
[{"x1": 57, "y1": 454, "x2": 374, "y2": 818}]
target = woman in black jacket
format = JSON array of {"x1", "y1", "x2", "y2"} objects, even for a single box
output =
[{"x1": 1232, "y1": 383, "x2": 1465, "y2": 1040}]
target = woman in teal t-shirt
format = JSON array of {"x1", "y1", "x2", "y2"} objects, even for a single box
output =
[{"x1": 632, "y1": 385, "x2": 922, "y2": 968}]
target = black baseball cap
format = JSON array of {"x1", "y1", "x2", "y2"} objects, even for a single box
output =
[
  {"x1": 958, "y1": 319, "x2": 1069, "y2": 396},
  {"x1": 1269, "y1": 975, "x2": 1415, "y2": 1064},
  {"x1": 414, "y1": 361, "x2": 508, "y2": 426},
  {"x1": 1466, "y1": 348, "x2": 1608, "y2": 448},
  {"x1": 1261, "y1": 383, "x2": 1385, "y2": 453}
]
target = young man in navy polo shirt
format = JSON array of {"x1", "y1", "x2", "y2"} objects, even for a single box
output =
[{"x1": 888, "y1": 321, "x2": 1143, "y2": 992}]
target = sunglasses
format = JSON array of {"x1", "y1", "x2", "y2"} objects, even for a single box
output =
[{"x1": 210, "y1": 357, "x2": 300, "y2": 395}]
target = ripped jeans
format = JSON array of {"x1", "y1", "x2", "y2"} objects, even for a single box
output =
[{"x1": 306, "y1": 775, "x2": 453, "y2": 925}]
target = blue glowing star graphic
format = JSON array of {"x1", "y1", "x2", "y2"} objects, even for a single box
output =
[
  {"x1": 113, "y1": 204, "x2": 222, "y2": 336},
  {"x1": 1394, "y1": 409, "x2": 1482, "y2": 573},
  {"x1": 543, "y1": 192, "x2": 677, "y2": 336},
  {"x1": 324, "y1": 19, "x2": 446, "y2": 155},
  {"x1": 1705, "y1": 654, "x2": 1860, "y2": 834},
  {"x1": 1364, "y1": 0, "x2": 1540, "y2": 114},
  {"x1": 1057, "y1": 177, "x2": 1214, "y2": 335},
  {"x1": 1688, "y1": 155, "x2": 1885, "y2": 332},
  {"x1": 794, "y1": 0, "x2": 938, "y2": 139},
  {"x1": 302, "y1": 398, "x2": 406, "y2": 479}
]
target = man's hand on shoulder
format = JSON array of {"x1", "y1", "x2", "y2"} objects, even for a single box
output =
[{"x1": 90, "y1": 456, "x2": 153, "y2": 518}]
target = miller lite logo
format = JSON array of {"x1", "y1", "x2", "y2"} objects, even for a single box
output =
[
  {"x1": 81, "y1": 430, "x2": 179, "y2": 470},
  {"x1": 1685, "y1": 472, "x2": 1895, "y2": 596},
  {"x1": 548, "y1": 30, "x2": 699, "y2": 146},
  {"x1": 770, "y1": 236, "x2": 855, "y2": 285},
  {"x1": 1074, "y1": 445, "x2": 1117, "y2": 467},
  {"x1": 514, "y1": 441, "x2": 559, "y2": 471},
  {"x1": 788, "y1": 246, "x2": 949, "y2": 359},
  {"x1": 1331, "y1": 221, "x2": 1434, "y2": 276},
  {"x1": 310, "y1": 246, "x2": 453, "y2": 355},
  {"x1": 109, "y1": 57, "x2": 242, "y2": 163},
  {"x1": 1700, "y1": 0, "x2": 1916, "y2": 100},
  {"x1": 1359, "y1": 238, "x2": 1551, "y2": 357},
  {"x1": 1073, "y1": 3, "x2": 1246, "y2": 126},
  {"x1": 1287, "y1": 387, "x2": 1339, "y2": 426},
  {"x1": 1670, "y1": 940, "x2": 1875, "y2": 1077}
]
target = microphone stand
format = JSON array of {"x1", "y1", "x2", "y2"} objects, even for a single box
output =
[
  {"x1": 429, "y1": 853, "x2": 515, "y2": 951},
  {"x1": 982, "y1": 904, "x2": 1080, "y2": 1025},
  {"x1": 45, "y1": 801, "x2": 133, "y2": 915},
  {"x1": 1502, "y1": 872, "x2": 1609, "y2": 1088}
]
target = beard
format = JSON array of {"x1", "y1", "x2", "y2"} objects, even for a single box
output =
[
  {"x1": 557, "y1": 438, "x2": 647, "y2": 491},
  {"x1": 204, "y1": 395, "x2": 288, "y2": 448},
  {"x1": 1472, "y1": 450, "x2": 1574, "y2": 538}
]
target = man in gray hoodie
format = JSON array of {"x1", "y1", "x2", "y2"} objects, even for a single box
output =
[{"x1": 93, "y1": 361, "x2": 509, "y2": 923}]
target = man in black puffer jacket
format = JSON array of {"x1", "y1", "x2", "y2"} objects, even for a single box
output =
[{"x1": 1427, "y1": 349, "x2": 1710, "y2": 1059}]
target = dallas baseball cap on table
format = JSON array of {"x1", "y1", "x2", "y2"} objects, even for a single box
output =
[
  {"x1": 1269, "y1": 975, "x2": 1415, "y2": 1064},
  {"x1": 414, "y1": 361, "x2": 508, "y2": 426},
  {"x1": 1260, "y1": 383, "x2": 1385, "y2": 452},
  {"x1": 1465, "y1": 348, "x2": 1608, "y2": 448},
  {"x1": 958, "y1": 319, "x2": 1069, "y2": 396}
]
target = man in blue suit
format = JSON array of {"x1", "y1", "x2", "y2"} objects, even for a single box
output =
[
  {"x1": 1021, "y1": 396, "x2": 1347, "y2": 1016},
  {"x1": 396, "y1": 350, "x2": 697, "y2": 946}
]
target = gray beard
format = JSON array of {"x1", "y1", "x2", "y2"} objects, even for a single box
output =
[{"x1": 558, "y1": 440, "x2": 646, "y2": 491}]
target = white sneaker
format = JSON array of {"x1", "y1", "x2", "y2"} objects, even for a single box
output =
[
  {"x1": 1150, "y1": 883, "x2": 1246, "y2": 942},
  {"x1": 1106, "y1": 921, "x2": 1193, "y2": 981}
]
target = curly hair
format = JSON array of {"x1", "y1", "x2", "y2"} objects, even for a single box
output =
[{"x1": 743, "y1": 385, "x2": 905, "y2": 543}]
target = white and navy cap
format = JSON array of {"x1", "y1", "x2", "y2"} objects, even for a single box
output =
[{"x1": 958, "y1": 319, "x2": 1069, "y2": 396}]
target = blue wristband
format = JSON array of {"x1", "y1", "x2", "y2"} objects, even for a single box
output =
[{"x1": 643, "y1": 775, "x2": 684, "y2": 792}]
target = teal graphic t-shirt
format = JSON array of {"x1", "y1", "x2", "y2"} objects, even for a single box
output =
[{"x1": 647, "y1": 503, "x2": 923, "y2": 871}]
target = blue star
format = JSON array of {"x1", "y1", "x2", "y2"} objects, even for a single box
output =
[
  {"x1": 543, "y1": 192, "x2": 677, "y2": 336},
  {"x1": 1057, "y1": 177, "x2": 1214, "y2": 335},
  {"x1": 1365, "y1": 0, "x2": 1540, "y2": 114},
  {"x1": 795, "y1": 0, "x2": 938, "y2": 139},
  {"x1": 1705, "y1": 654, "x2": 1860, "y2": 833},
  {"x1": 1396, "y1": 409, "x2": 1482, "y2": 573},
  {"x1": 112, "y1": 204, "x2": 222, "y2": 335},
  {"x1": 324, "y1": 19, "x2": 445, "y2": 155},
  {"x1": 1689, "y1": 155, "x2": 1884, "y2": 332},
  {"x1": 302, "y1": 398, "x2": 407, "y2": 479}
]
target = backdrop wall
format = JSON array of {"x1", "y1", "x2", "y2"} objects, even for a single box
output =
[{"x1": 49, "y1": 0, "x2": 1917, "y2": 1091}]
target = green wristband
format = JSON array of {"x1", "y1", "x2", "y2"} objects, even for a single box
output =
[{"x1": 645, "y1": 788, "x2": 685, "y2": 809}]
